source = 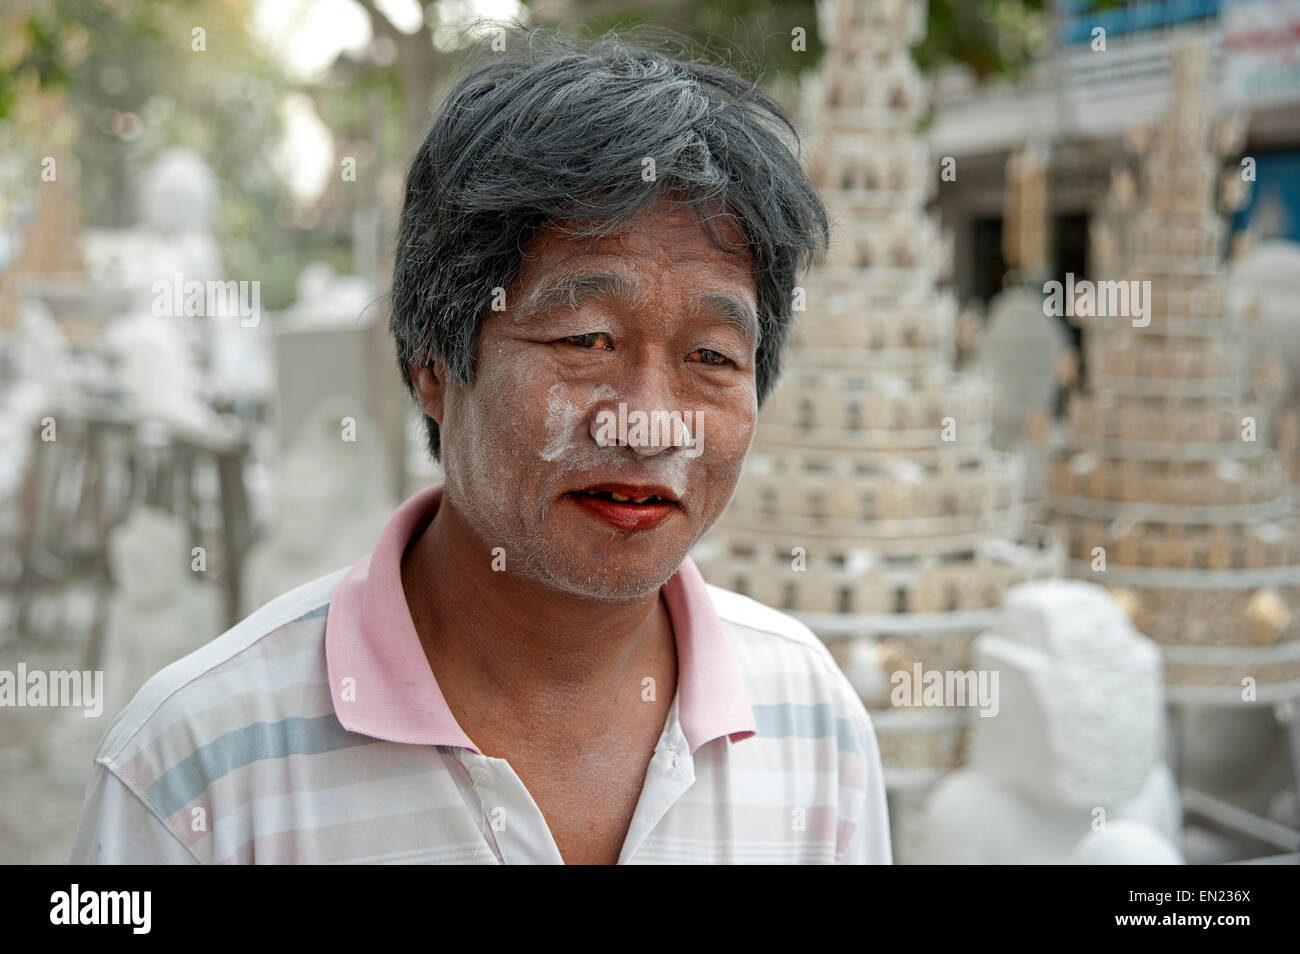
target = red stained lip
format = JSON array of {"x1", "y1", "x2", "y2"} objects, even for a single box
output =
[
  {"x1": 564, "y1": 493, "x2": 678, "y2": 531},
  {"x1": 562, "y1": 483, "x2": 681, "y2": 532}
]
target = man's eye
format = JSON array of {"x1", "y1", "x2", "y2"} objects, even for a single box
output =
[
  {"x1": 691, "y1": 348, "x2": 734, "y2": 366},
  {"x1": 564, "y1": 332, "x2": 611, "y2": 349}
]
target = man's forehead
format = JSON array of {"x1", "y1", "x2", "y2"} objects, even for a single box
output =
[
  {"x1": 527, "y1": 206, "x2": 751, "y2": 282},
  {"x1": 541, "y1": 193, "x2": 751, "y2": 256}
]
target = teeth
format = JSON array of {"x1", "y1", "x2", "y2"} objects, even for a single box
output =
[{"x1": 575, "y1": 490, "x2": 666, "y2": 504}]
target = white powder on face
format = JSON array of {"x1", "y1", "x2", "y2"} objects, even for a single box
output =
[
  {"x1": 539, "y1": 385, "x2": 580, "y2": 462},
  {"x1": 651, "y1": 452, "x2": 690, "y2": 501},
  {"x1": 540, "y1": 383, "x2": 618, "y2": 462}
]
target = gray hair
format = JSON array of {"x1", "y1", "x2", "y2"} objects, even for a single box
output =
[{"x1": 391, "y1": 21, "x2": 829, "y2": 461}]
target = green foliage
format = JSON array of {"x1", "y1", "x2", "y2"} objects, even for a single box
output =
[
  {"x1": 912, "y1": 0, "x2": 1048, "y2": 80},
  {"x1": 0, "y1": 7, "x2": 75, "y2": 120},
  {"x1": 527, "y1": 0, "x2": 826, "y2": 86},
  {"x1": 526, "y1": 0, "x2": 1101, "y2": 84},
  {"x1": 2, "y1": 0, "x2": 310, "y2": 309}
]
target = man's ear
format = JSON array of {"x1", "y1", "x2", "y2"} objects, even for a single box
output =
[{"x1": 407, "y1": 360, "x2": 447, "y2": 427}]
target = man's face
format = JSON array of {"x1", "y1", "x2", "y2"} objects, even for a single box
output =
[{"x1": 424, "y1": 195, "x2": 759, "y2": 601}]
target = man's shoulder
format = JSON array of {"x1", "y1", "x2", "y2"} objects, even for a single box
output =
[
  {"x1": 702, "y1": 581, "x2": 865, "y2": 714},
  {"x1": 704, "y1": 581, "x2": 835, "y2": 661},
  {"x1": 94, "y1": 566, "x2": 353, "y2": 771},
  {"x1": 699, "y1": 580, "x2": 883, "y2": 788}
]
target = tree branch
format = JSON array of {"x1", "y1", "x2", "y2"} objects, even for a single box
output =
[{"x1": 354, "y1": 0, "x2": 403, "y2": 45}]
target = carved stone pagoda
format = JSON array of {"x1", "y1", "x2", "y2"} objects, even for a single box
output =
[
  {"x1": 1048, "y1": 39, "x2": 1300, "y2": 703},
  {"x1": 692, "y1": 0, "x2": 1062, "y2": 785}
]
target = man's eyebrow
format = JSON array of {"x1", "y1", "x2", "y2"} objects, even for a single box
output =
[
  {"x1": 517, "y1": 270, "x2": 642, "y2": 321},
  {"x1": 695, "y1": 290, "x2": 760, "y2": 347}
]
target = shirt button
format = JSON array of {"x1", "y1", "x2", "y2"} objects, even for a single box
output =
[{"x1": 469, "y1": 766, "x2": 490, "y2": 786}]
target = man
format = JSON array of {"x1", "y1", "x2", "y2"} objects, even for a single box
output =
[{"x1": 72, "y1": 24, "x2": 892, "y2": 864}]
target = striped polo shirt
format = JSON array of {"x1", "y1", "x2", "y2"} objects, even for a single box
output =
[{"x1": 71, "y1": 484, "x2": 891, "y2": 864}]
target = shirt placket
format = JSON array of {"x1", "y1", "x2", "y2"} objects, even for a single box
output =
[
  {"x1": 616, "y1": 695, "x2": 698, "y2": 863},
  {"x1": 458, "y1": 749, "x2": 566, "y2": 865}
]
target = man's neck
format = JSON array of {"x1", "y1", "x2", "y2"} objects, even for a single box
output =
[{"x1": 398, "y1": 491, "x2": 678, "y2": 739}]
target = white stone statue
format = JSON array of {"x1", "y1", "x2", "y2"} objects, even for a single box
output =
[
  {"x1": 139, "y1": 147, "x2": 219, "y2": 235},
  {"x1": 45, "y1": 506, "x2": 225, "y2": 788},
  {"x1": 240, "y1": 396, "x2": 396, "y2": 615},
  {"x1": 0, "y1": 298, "x2": 73, "y2": 499},
  {"x1": 81, "y1": 146, "x2": 271, "y2": 410},
  {"x1": 977, "y1": 285, "x2": 1072, "y2": 451},
  {"x1": 1068, "y1": 820, "x2": 1183, "y2": 864},
  {"x1": 914, "y1": 579, "x2": 1184, "y2": 863},
  {"x1": 82, "y1": 146, "x2": 223, "y2": 306},
  {"x1": 101, "y1": 506, "x2": 226, "y2": 719},
  {"x1": 103, "y1": 310, "x2": 236, "y2": 438}
]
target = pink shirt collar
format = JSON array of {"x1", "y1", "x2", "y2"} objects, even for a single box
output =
[{"x1": 325, "y1": 483, "x2": 756, "y2": 754}]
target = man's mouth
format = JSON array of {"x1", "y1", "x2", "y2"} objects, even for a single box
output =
[{"x1": 562, "y1": 483, "x2": 681, "y2": 531}]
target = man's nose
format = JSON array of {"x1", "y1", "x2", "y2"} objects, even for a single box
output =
[{"x1": 591, "y1": 361, "x2": 690, "y2": 457}]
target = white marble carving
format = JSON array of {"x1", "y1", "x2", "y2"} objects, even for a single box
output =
[{"x1": 915, "y1": 579, "x2": 1184, "y2": 863}]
